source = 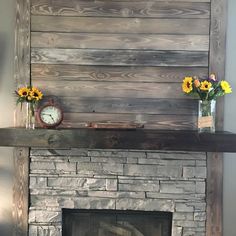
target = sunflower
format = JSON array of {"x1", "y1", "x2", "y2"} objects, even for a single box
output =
[
  {"x1": 17, "y1": 87, "x2": 30, "y2": 97},
  {"x1": 182, "y1": 77, "x2": 193, "y2": 93},
  {"x1": 200, "y1": 81, "x2": 212, "y2": 91},
  {"x1": 221, "y1": 81, "x2": 232, "y2": 94},
  {"x1": 30, "y1": 87, "x2": 43, "y2": 101}
]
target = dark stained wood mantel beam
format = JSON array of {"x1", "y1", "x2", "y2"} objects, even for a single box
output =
[{"x1": 0, "y1": 128, "x2": 236, "y2": 153}]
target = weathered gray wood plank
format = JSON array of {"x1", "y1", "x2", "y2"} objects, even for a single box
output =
[
  {"x1": 207, "y1": 0, "x2": 227, "y2": 236},
  {"x1": 207, "y1": 152, "x2": 224, "y2": 236},
  {"x1": 31, "y1": 32, "x2": 209, "y2": 51},
  {"x1": 31, "y1": 48, "x2": 208, "y2": 67},
  {"x1": 209, "y1": 0, "x2": 227, "y2": 131},
  {"x1": 14, "y1": 0, "x2": 30, "y2": 88},
  {"x1": 13, "y1": 1, "x2": 31, "y2": 236},
  {"x1": 31, "y1": 16, "x2": 210, "y2": 34},
  {"x1": 31, "y1": 64, "x2": 208, "y2": 83},
  {"x1": 108, "y1": 0, "x2": 210, "y2": 1},
  {"x1": 60, "y1": 113, "x2": 197, "y2": 130},
  {"x1": 13, "y1": 148, "x2": 30, "y2": 236},
  {"x1": 31, "y1": 0, "x2": 210, "y2": 19},
  {"x1": 33, "y1": 80, "x2": 189, "y2": 99},
  {"x1": 52, "y1": 97, "x2": 197, "y2": 115}
]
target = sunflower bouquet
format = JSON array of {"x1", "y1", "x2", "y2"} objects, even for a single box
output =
[
  {"x1": 182, "y1": 74, "x2": 232, "y2": 132},
  {"x1": 16, "y1": 86, "x2": 43, "y2": 105},
  {"x1": 15, "y1": 86, "x2": 43, "y2": 129},
  {"x1": 182, "y1": 74, "x2": 232, "y2": 101}
]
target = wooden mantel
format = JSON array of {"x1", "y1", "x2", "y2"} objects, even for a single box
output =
[{"x1": 1, "y1": 128, "x2": 236, "y2": 152}]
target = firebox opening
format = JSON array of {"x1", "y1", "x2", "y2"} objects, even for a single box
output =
[{"x1": 62, "y1": 209, "x2": 172, "y2": 236}]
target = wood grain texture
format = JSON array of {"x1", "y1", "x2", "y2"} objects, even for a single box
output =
[
  {"x1": 33, "y1": 80, "x2": 187, "y2": 99},
  {"x1": 14, "y1": 0, "x2": 31, "y2": 127},
  {"x1": 209, "y1": 0, "x2": 227, "y2": 131},
  {"x1": 13, "y1": 147, "x2": 29, "y2": 236},
  {"x1": 108, "y1": 0, "x2": 210, "y2": 1},
  {"x1": 60, "y1": 113, "x2": 197, "y2": 130},
  {"x1": 12, "y1": 148, "x2": 30, "y2": 236},
  {"x1": 14, "y1": 0, "x2": 30, "y2": 87},
  {"x1": 31, "y1": 0, "x2": 210, "y2": 18},
  {"x1": 31, "y1": 16, "x2": 210, "y2": 34},
  {"x1": 30, "y1": 0, "x2": 211, "y2": 132},
  {"x1": 31, "y1": 48, "x2": 208, "y2": 67},
  {"x1": 13, "y1": 1, "x2": 31, "y2": 236},
  {"x1": 0, "y1": 128, "x2": 236, "y2": 152},
  {"x1": 207, "y1": 0, "x2": 227, "y2": 236},
  {"x1": 31, "y1": 64, "x2": 209, "y2": 82},
  {"x1": 53, "y1": 97, "x2": 198, "y2": 115},
  {"x1": 31, "y1": 32, "x2": 209, "y2": 51},
  {"x1": 86, "y1": 122, "x2": 144, "y2": 129},
  {"x1": 207, "y1": 152, "x2": 223, "y2": 236}
]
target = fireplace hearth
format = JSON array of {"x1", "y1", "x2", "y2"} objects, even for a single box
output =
[{"x1": 62, "y1": 209, "x2": 172, "y2": 236}]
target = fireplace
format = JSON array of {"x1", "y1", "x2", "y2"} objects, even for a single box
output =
[
  {"x1": 62, "y1": 209, "x2": 172, "y2": 236},
  {"x1": 29, "y1": 149, "x2": 207, "y2": 236}
]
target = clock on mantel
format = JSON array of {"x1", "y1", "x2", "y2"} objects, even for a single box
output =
[{"x1": 37, "y1": 99, "x2": 63, "y2": 129}]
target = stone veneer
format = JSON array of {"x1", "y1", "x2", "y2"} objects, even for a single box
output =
[{"x1": 28, "y1": 149, "x2": 207, "y2": 236}]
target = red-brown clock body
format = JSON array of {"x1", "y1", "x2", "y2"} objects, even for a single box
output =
[{"x1": 37, "y1": 101, "x2": 63, "y2": 128}]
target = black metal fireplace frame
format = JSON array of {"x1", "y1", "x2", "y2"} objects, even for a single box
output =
[{"x1": 62, "y1": 208, "x2": 172, "y2": 236}]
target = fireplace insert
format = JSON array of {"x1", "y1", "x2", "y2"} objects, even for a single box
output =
[{"x1": 62, "y1": 209, "x2": 172, "y2": 236}]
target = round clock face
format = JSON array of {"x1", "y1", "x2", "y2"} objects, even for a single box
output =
[{"x1": 38, "y1": 105, "x2": 63, "y2": 128}]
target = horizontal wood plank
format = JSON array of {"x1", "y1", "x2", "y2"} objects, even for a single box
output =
[
  {"x1": 107, "y1": 0, "x2": 210, "y2": 2},
  {"x1": 0, "y1": 128, "x2": 235, "y2": 153},
  {"x1": 59, "y1": 113, "x2": 197, "y2": 130},
  {"x1": 31, "y1": 32, "x2": 209, "y2": 51},
  {"x1": 31, "y1": 0, "x2": 210, "y2": 19},
  {"x1": 47, "y1": 97, "x2": 197, "y2": 115},
  {"x1": 33, "y1": 80, "x2": 190, "y2": 99},
  {"x1": 31, "y1": 48, "x2": 208, "y2": 67},
  {"x1": 31, "y1": 16, "x2": 210, "y2": 34},
  {"x1": 31, "y1": 64, "x2": 209, "y2": 82}
]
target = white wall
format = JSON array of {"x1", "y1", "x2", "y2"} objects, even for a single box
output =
[
  {"x1": 0, "y1": 0, "x2": 15, "y2": 235},
  {"x1": 224, "y1": 0, "x2": 236, "y2": 235}
]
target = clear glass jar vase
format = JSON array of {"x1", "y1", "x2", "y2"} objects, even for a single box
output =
[
  {"x1": 14, "y1": 102, "x2": 36, "y2": 129},
  {"x1": 25, "y1": 102, "x2": 35, "y2": 129},
  {"x1": 198, "y1": 100, "x2": 216, "y2": 132}
]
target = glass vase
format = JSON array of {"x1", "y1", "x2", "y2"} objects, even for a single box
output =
[
  {"x1": 25, "y1": 102, "x2": 35, "y2": 129},
  {"x1": 198, "y1": 100, "x2": 216, "y2": 132}
]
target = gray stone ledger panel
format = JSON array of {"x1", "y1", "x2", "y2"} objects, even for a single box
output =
[{"x1": 29, "y1": 149, "x2": 207, "y2": 236}]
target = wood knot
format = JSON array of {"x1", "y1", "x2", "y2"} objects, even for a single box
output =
[
  {"x1": 110, "y1": 136, "x2": 119, "y2": 146},
  {"x1": 47, "y1": 134, "x2": 60, "y2": 147}
]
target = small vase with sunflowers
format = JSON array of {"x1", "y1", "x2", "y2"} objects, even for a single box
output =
[
  {"x1": 182, "y1": 74, "x2": 232, "y2": 132},
  {"x1": 15, "y1": 86, "x2": 43, "y2": 129}
]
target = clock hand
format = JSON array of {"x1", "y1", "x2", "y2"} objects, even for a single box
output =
[
  {"x1": 41, "y1": 113, "x2": 55, "y2": 123},
  {"x1": 41, "y1": 112, "x2": 51, "y2": 116},
  {"x1": 49, "y1": 114, "x2": 55, "y2": 122}
]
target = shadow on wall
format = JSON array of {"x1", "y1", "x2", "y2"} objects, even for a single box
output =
[
  {"x1": 0, "y1": 33, "x2": 6, "y2": 79},
  {"x1": 0, "y1": 159, "x2": 14, "y2": 236},
  {"x1": 0, "y1": 223, "x2": 12, "y2": 236},
  {"x1": 0, "y1": 166, "x2": 13, "y2": 179}
]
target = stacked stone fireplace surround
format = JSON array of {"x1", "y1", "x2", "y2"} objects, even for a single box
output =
[{"x1": 28, "y1": 149, "x2": 207, "y2": 236}]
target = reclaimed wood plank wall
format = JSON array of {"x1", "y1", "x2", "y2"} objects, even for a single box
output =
[
  {"x1": 30, "y1": 0, "x2": 211, "y2": 129},
  {"x1": 13, "y1": 1, "x2": 31, "y2": 236}
]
